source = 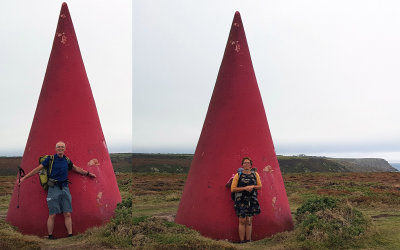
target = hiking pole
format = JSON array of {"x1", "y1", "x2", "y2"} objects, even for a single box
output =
[{"x1": 17, "y1": 166, "x2": 25, "y2": 208}]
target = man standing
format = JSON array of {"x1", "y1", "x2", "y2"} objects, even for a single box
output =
[{"x1": 18, "y1": 141, "x2": 96, "y2": 239}]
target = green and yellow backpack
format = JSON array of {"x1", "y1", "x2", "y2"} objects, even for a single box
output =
[{"x1": 38, "y1": 155, "x2": 54, "y2": 191}]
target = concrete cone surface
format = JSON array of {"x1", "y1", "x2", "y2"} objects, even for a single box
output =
[
  {"x1": 6, "y1": 3, "x2": 121, "y2": 237},
  {"x1": 175, "y1": 12, "x2": 293, "y2": 241}
]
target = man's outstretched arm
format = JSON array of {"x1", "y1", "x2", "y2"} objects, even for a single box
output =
[
  {"x1": 72, "y1": 164, "x2": 96, "y2": 178},
  {"x1": 18, "y1": 164, "x2": 44, "y2": 185}
]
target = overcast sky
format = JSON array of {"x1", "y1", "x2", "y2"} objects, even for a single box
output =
[
  {"x1": 0, "y1": 1, "x2": 132, "y2": 155},
  {"x1": 133, "y1": 1, "x2": 400, "y2": 162}
]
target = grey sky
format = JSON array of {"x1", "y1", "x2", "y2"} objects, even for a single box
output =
[
  {"x1": 0, "y1": 1, "x2": 132, "y2": 155},
  {"x1": 133, "y1": 1, "x2": 400, "y2": 162}
]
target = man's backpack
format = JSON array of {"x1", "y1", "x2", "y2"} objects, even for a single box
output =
[
  {"x1": 38, "y1": 155, "x2": 54, "y2": 191},
  {"x1": 38, "y1": 155, "x2": 71, "y2": 191}
]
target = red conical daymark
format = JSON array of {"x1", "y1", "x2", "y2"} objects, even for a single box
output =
[
  {"x1": 6, "y1": 3, "x2": 121, "y2": 237},
  {"x1": 175, "y1": 11, "x2": 293, "y2": 241}
]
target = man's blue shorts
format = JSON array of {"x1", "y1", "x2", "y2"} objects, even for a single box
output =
[{"x1": 46, "y1": 186, "x2": 72, "y2": 215}]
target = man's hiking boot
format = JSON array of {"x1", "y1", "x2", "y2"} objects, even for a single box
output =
[{"x1": 48, "y1": 235, "x2": 56, "y2": 240}]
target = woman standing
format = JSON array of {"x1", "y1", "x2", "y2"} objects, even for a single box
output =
[{"x1": 231, "y1": 157, "x2": 262, "y2": 243}]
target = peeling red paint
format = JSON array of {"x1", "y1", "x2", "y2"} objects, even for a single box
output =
[
  {"x1": 57, "y1": 32, "x2": 67, "y2": 44},
  {"x1": 263, "y1": 165, "x2": 274, "y2": 173},
  {"x1": 88, "y1": 158, "x2": 100, "y2": 166}
]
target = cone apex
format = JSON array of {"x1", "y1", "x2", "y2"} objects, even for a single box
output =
[
  {"x1": 61, "y1": 2, "x2": 69, "y2": 14},
  {"x1": 234, "y1": 11, "x2": 242, "y2": 21},
  {"x1": 231, "y1": 11, "x2": 243, "y2": 31}
]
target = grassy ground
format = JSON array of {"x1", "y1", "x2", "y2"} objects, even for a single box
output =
[
  {"x1": 132, "y1": 173, "x2": 185, "y2": 217},
  {"x1": 2, "y1": 172, "x2": 400, "y2": 249},
  {"x1": 0, "y1": 173, "x2": 132, "y2": 250},
  {"x1": 131, "y1": 172, "x2": 400, "y2": 249}
]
